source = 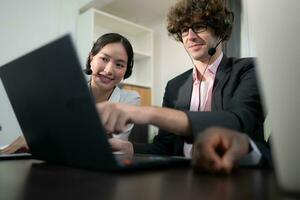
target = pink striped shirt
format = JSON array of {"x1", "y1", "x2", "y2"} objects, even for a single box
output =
[{"x1": 183, "y1": 53, "x2": 223, "y2": 158}]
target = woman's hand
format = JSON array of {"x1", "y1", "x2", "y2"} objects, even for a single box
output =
[
  {"x1": 0, "y1": 136, "x2": 29, "y2": 154},
  {"x1": 108, "y1": 138, "x2": 134, "y2": 156}
]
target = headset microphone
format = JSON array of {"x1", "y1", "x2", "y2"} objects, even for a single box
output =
[
  {"x1": 208, "y1": 39, "x2": 223, "y2": 56},
  {"x1": 84, "y1": 68, "x2": 93, "y2": 75},
  {"x1": 208, "y1": 47, "x2": 216, "y2": 56}
]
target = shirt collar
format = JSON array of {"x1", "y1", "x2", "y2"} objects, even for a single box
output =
[
  {"x1": 108, "y1": 86, "x2": 120, "y2": 102},
  {"x1": 192, "y1": 52, "x2": 223, "y2": 81}
]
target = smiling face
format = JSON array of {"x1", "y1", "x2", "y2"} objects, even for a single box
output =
[
  {"x1": 90, "y1": 42, "x2": 128, "y2": 92},
  {"x1": 181, "y1": 25, "x2": 219, "y2": 63}
]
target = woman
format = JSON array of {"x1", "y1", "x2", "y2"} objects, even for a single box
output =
[{"x1": 0, "y1": 33, "x2": 140, "y2": 154}]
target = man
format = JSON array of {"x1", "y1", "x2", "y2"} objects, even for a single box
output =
[{"x1": 98, "y1": 0, "x2": 267, "y2": 172}]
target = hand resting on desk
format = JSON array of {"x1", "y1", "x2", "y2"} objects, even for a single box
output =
[
  {"x1": 0, "y1": 135, "x2": 134, "y2": 156},
  {"x1": 192, "y1": 127, "x2": 250, "y2": 174},
  {"x1": 0, "y1": 136, "x2": 29, "y2": 154}
]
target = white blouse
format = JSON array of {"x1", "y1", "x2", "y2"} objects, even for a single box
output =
[{"x1": 108, "y1": 86, "x2": 141, "y2": 141}]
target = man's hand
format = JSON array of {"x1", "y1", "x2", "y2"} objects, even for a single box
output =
[
  {"x1": 0, "y1": 136, "x2": 29, "y2": 154},
  {"x1": 97, "y1": 102, "x2": 191, "y2": 137},
  {"x1": 97, "y1": 102, "x2": 148, "y2": 134},
  {"x1": 192, "y1": 127, "x2": 250, "y2": 174},
  {"x1": 108, "y1": 138, "x2": 134, "y2": 156}
]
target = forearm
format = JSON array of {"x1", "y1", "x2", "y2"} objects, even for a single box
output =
[
  {"x1": 135, "y1": 106, "x2": 191, "y2": 136},
  {"x1": 186, "y1": 111, "x2": 242, "y2": 137}
]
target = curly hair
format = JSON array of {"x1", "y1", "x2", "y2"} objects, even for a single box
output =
[{"x1": 166, "y1": 0, "x2": 234, "y2": 42}]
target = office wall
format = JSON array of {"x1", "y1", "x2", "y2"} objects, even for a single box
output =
[
  {"x1": 0, "y1": 0, "x2": 89, "y2": 146},
  {"x1": 240, "y1": 0, "x2": 256, "y2": 57},
  {"x1": 146, "y1": 19, "x2": 191, "y2": 106}
]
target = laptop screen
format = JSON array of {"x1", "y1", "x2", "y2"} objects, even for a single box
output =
[
  {"x1": 0, "y1": 35, "x2": 118, "y2": 170},
  {"x1": 247, "y1": 0, "x2": 300, "y2": 192}
]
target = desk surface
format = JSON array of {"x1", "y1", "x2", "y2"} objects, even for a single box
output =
[{"x1": 0, "y1": 159, "x2": 297, "y2": 200}]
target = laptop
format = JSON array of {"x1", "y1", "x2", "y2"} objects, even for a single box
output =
[
  {"x1": 247, "y1": 0, "x2": 300, "y2": 193},
  {"x1": 0, "y1": 35, "x2": 190, "y2": 170}
]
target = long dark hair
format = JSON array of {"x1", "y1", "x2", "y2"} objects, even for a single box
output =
[{"x1": 85, "y1": 33, "x2": 134, "y2": 79}]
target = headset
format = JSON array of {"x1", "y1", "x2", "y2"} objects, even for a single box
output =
[
  {"x1": 84, "y1": 33, "x2": 134, "y2": 80},
  {"x1": 84, "y1": 55, "x2": 133, "y2": 79},
  {"x1": 84, "y1": 59, "x2": 133, "y2": 79},
  {"x1": 207, "y1": 18, "x2": 231, "y2": 56}
]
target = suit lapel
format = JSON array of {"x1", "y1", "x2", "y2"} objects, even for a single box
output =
[
  {"x1": 175, "y1": 72, "x2": 193, "y2": 110},
  {"x1": 212, "y1": 56, "x2": 232, "y2": 111},
  {"x1": 175, "y1": 58, "x2": 232, "y2": 111},
  {"x1": 174, "y1": 73, "x2": 193, "y2": 155}
]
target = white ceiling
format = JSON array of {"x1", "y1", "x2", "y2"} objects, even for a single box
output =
[{"x1": 80, "y1": 0, "x2": 178, "y2": 24}]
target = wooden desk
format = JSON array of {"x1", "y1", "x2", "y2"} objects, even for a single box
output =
[{"x1": 0, "y1": 159, "x2": 296, "y2": 200}]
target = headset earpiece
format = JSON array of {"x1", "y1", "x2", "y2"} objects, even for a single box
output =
[
  {"x1": 224, "y1": 18, "x2": 231, "y2": 28},
  {"x1": 124, "y1": 58, "x2": 134, "y2": 79},
  {"x1": 84, "y1": 68, "x2": 92, "y2": 75}
]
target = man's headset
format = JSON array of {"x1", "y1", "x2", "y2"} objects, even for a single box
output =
[{"x1": 206, "y1": 18, "x2": 232, "y2": 56}]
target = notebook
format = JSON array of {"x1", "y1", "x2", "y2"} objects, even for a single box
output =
[
  {"x1": 0, "y1": 35, "x2": 190, "y2": 170},
  {"x1": 247, "y1": 0, "x2": 300, "y2": 192}
]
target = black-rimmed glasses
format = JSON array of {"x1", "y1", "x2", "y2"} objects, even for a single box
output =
[{"x1": 179, "y1": 22, "x2": 207, "y2": 37}]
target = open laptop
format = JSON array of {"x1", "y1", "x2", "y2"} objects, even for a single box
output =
[
  {"x1": 247, "y1": 0, "x2": 300, "y2": 193},
  {"x1": 0, "y1": 35, "x2": 190, "y2": 170}
]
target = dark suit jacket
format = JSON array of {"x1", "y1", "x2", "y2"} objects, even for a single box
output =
[{"x1": 134, "y1": 56, "x2": 265, "y2": 157}]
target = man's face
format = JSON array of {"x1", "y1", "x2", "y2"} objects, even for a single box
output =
[{"x1": 180, "y1": 22, "x2": 219, "y2": 62}]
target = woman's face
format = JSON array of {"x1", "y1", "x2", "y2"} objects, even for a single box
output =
[{"x1": 90, "y1": 42, "x2": 128, "y2": 91}]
